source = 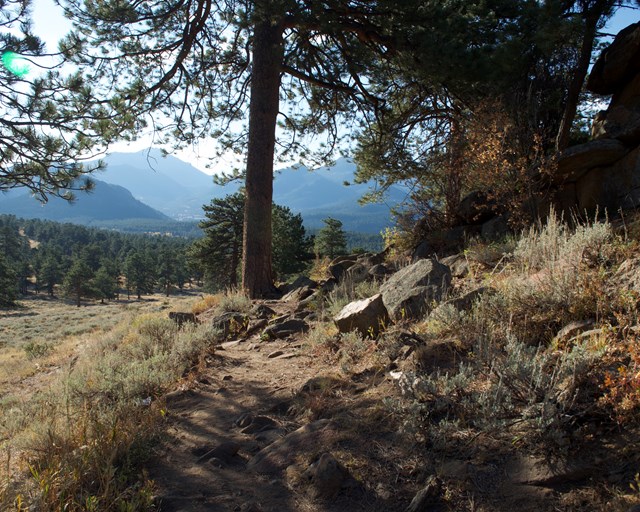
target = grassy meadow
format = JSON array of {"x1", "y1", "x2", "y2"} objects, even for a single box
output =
[{"x1": 0, "y1": 291, "x2": 221, "y2": 511}]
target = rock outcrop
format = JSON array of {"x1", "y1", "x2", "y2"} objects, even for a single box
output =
[
  {"x1": 380, "y1": 258, "x2": 451, "y2": 321},
  {"x1": 553, "y1": 22, "x2": 640, "y2": 215},
  {"x1": 334, "y1": 293, "x2": 389, "y2": 337}
]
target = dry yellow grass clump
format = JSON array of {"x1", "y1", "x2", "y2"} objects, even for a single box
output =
[{"x1": 0, "y1": 294, "x2": 220, "y2": 511}]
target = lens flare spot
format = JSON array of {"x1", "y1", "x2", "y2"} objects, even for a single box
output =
[{"x1": 2, "y1": 51, "x2": 31, "y2": 77}]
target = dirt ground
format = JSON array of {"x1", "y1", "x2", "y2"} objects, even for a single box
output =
[
  {"x1": 145, "y1": 298, "x2": 640, "y2": 512},
  {"x1": 146, "y1": 299, "x2": 421, "y2": 512}
]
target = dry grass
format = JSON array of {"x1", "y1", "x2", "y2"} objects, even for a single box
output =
[
  {"x1": 0, "y1": 293, "x2": 215, "y2": 511},
  {"x1": 0, "y1": 294, "x2": 197, "y2": 395}
]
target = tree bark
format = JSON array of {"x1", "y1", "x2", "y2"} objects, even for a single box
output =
[
  {"x1": 555, "y1": 0, "x2": 612, "y2": 152},
  {"x1": 230, "y1": 238, "x2": 239, "y2": 288},
  {"x1": 241, "y1": 17, "x2": 284, "y2": 298}
]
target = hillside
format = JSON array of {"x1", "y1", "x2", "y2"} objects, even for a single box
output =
[
  {"x1": 95, "y1": 150, "x2": 402, "y2": 232},
  {"x1": 3, "y1": 213, "x2": 640, "y2": 511},
  {"x1": 0, "y1": 178, "x2": 170, "y2": 224}
]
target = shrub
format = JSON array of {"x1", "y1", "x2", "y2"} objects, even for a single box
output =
[
  {"x1": 215, "y1": 289, "x2": 251, "y2": 314},
  {"x1": 23, "y1": 341, "x2": 53, "y2": 360},
  {"x1": 1, "y1": 313, "x2": 217, "y2": 510},
  {"x1": 191, "y1": 294, "x2": 220, "y2": 315}
]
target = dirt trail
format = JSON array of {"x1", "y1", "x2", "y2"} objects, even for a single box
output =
[{"x1": 146, "y1": 300, "x2": 412, "y2": 512}]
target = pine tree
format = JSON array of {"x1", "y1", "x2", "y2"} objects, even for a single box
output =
[
  {"x1": 0, "y1": 254, "x2": 18, "y2": 307},
  {"x1": 0, "y1": 1, "x2": 127, "y2": 200},
  {"x1": 157, "y1": 249, "x2": 178, "y2": 297},
  {"x1": 62, "y1": 258, "x2": 94, "y2": 307},
  {"x1": 58, "y1": 0, "x2": 393, "y2": 297},
  {"x1": 189, "y1": 193, "x2": 312, "y2": 290},
  {"x1": 314, "y1": 218, "x2": 347, "y2": 259},
  {"x1": 189, "y1": 193, "x2": 245, "y2": 290},
  {"x1": 272, "y1": 205, "x2": 312, "y2": 278},
  {"x1": 92, "y1": 265, "x2": 117, "y2": 303},
  {"x1": 38, "y1": 255, "x2": 62, "y2": 297},
  {"x1": 124, "y1": 251, "x2": 155, "y2": 300}
]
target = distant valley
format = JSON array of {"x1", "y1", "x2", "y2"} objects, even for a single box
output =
[{"x1": 0, "y1": 149, "x2": 407, "y2": 234}]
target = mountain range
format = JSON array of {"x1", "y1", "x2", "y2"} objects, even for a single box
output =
[
  {"x1": 0, "y1": 179, "x2": 170, "y2": 224},
  {"x1": 0, "y1": 150, "x2": 407, "y2": 233}
]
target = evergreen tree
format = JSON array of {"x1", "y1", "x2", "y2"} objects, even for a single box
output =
[
  {"x1": 272, "y1": 205, "x2": 312, "y2": 278},
  {"x1": 157, "y1": 248, "x2": 178, "y2": 297},
  {"x1": 92, "y1": 265, "x2": 117, "y2": 303},
  {"x1": 314, "y1": 218, "x2": 347, "y2": 259},
  {"x1": 189, "y1": 193, "x2": 245, "y2": 290},
  {"x1": 189, "y1": 193, "x2": 311, "y2": 290},
  {"x1": 62, "y1": 258, "x2": 94, "y2": 307},
  {"x1": 0, "y1": 1, "x2": 126, "y2": 200},
  {"x1": 354, "y1": 0, "x2": 624, "y2": 226},
  {"x1": 0, "y1": 223, "x2": 31, "y2": 296},
  {"x1": 0, "y1": 254, "x2": 18, "y2": 307},
  {"x1": 124, "y1": 251, "x2": 155, "y2": 300},
  {"x1": 38, "y1": 255, "x2": 62, "y2": 297},
  {"x1": 58, "y1": 0, "x2": 394, "y2": 297}
]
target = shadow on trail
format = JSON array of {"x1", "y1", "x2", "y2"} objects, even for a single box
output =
[{"x1": 145, "y1": 351, "x2": 413, "y2": 512}]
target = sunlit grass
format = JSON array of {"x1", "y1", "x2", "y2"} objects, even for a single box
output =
[{"x1": 0, "y1": 294, "x2": 217, "y2": 511}]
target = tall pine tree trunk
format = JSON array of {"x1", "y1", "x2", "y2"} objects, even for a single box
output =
[
  {"x1": 241, "y1": 17, "x2": 284, "y2": 298},
  {"x1": 555, "y1": 0, "x2": 612, "y2": 152}
]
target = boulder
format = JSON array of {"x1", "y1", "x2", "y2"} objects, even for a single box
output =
[
  {"x1": 412, "y1": 240, "x2": 432, "y2": 261},
  {"x1": 247, "y1": 419, "x2": 338, "y2": 474},
  {"x1": 195, "y1": 440, "x2": 241, "y2": 464},
  {"x1": 301, "y1": 452, "x2": 350, "y2": 500},
  {"x1": 576, "y1": 166, "x2": 605, "y2": 212},
  {"x1": 380, "y1": 258, "x2": 451, "y2": 321},
  {"x1": 246, "y1": 318, "x2": 268, "y2": 336},
  {"x1": 262, "y1": 318, "x2": 310, "y2": 339},
  {"x1": 615, "y1": 147, "x2": 640, "y2": 209},
  {"x1": 343, "y1": 262, "x2": 372, "y2": 284},
  {"x1": 250, "y1": 304, "x2": 276, "y2": 319},
  {"x1": 554, "y1": 319, "x2": 595, "y2": 345},
  {"x1": 280, "y1": 276, "x2": 318, "y2": 295},
  {"x1": 368, "y1": 263, "x2": 391, "y2": 279},
  {"x1": 615, "y1": 71, "x2": 640, "y2": 108},
  {"x1": 282, "y1": 285, "x2": 316, "y2": 302},
  {"x1": 587, "y1": 22, "x2": 640, "y2": 95},
  {"x1": 440, "y1": 254, "x2": 469, "y2": 278},
  {"x1": 612, "y1": 257, "x2": 640, "y2": 294},
  {"x1": 239, "y1": 415, "x2": 279, "y2": 435},
  {"x1": 211, "y1": 312, "x2": 249, "y2": 338},
  {"x1": 429, "y1": 287, "x2": 494, "y2": 320},
  {"x1": 297, "y1": 289, "x2": 321, "y2": 309},
  {"x1": 405, "y1": 476, "x2": 442, "y2": 512},
  {"x1": 591, "y1": 104, "x2": 640, "y2": 145},
  {"x1": 327, "y1": 257, "x2": 357, "y2": 281},
  {"x1": 556, "y1": 139, "x2": 628, "y2": 182},
  {"x1": 481, "y1": 215, "x2": 510, "y2": 241},
  {"x1": 356, "y1": 249, "x2": 387, "y2": 266},
  {"x1": 334, "y1": 293, "x2": 390, "y2": 337}
]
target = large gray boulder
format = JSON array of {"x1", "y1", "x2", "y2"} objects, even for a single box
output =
[
  {"x1": 440, "y1": 254, "x2": 469, "y2": 278},
  {"x1": 327, "y1": 256, "x2": 357, "y2": 281},
  {"x1": 334, "y1": 293, "x2": 389, "y2": 337},
  {"x1": 591, "y1": 105, "x2": 640, "y2": 146},
  {"x1": 380, "y1": 258, "x2": 451, "y2": 321},
  {"x1": 587, "y1": 22, "x2": 640, "y2": 95},
  {"x1": 280, "y1": 276, "x2": 317, "y2": 295},
  {"x1": 556, "y1": 139, "x2": 628, "y2": 182},
  {"x1": 262, "y1": 318, "x2": 309, "y2": 339}
]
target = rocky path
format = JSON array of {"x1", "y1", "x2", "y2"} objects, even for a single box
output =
[
  {"x1": 144, "y1": 291, "x2": 639, "y2": 512},
  {"x1": 146, "y1": 301, "x2": 413, "y2": 512}
]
